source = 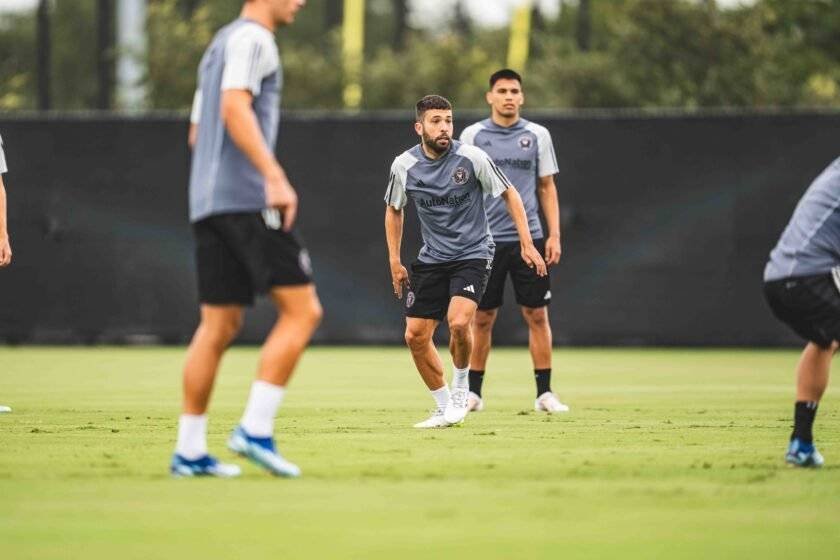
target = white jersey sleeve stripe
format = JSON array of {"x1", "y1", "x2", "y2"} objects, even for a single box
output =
[
  {"x1": 385, "y1": 152, "x2": 417, "y2": 210},
  {"x1": 189, "y1": 89, "x2": 202, "y2": 124},
  {"x1": 459, "y1": 122, "x2": 484, "y2": 146},
  {"x1": 526, "y1": 122, "x2": 559, "y2": 178},
  {"x1": 221, "y1": 24, "x2": 277, "y2": 96},
  {"x1": 488, "y1": 158, "x2": 513, "y2": 188},
  {"x1": 457, "y1": 144, "x2": 510, "y2": 198},
  {"x1": 0, "y1": 134, "x2": 7, "y2": 174}
]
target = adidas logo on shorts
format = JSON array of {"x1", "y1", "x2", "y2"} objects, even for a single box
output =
[{"x1": 463, "y1": 285, "x2": 475, "y2": 294}]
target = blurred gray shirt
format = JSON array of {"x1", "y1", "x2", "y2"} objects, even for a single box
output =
[
  {"x1": 765, "y1": 157, "x2": 840, "y2": 281},
  {"x1": 188, "y1": 19, "x2": 281, "y2": 223},
  {"x1": 385, "y1": 140, "x2": 511, "y2": 263},
  {"x1": 461, "y1": 118, "x2": 558, "y2": 242}
]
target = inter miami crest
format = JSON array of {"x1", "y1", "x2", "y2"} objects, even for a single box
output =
[
  {"x1": 518, "y1": 135, "x2": 533, "y2": 150},
  {"x1": 452, "y1": 166, "x2": 470, "y2": 185},
  {"x1": 406, "y1": 291, "x2": 416, "y2": 308}
]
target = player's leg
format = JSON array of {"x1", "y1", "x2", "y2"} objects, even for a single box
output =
[
  {"x1": 444, "y1": 259, "x2": 490, "y2": 424},
  {"x1": 764, "y1": 274, "x2": 839, "y2": 467},
  {"x1": 183, "y1": 305, "x2": 244, "y2": 415},
  {"x1": 173, "y1": 305, "x2": 244, "y2": 477},
  {"x1": 510, "y1": 238, "x2": 567, "y2": 412},
  {"x1": 786, "y1": 341, "x2": 835, "y2": 467},
  {"x1": 468, "y1": 308, "x2": 498, "y2": 411},
  {"x1": 444, "y1": 295, "x2": 479, "y2": 423},
  {"x1": 172, "y1": 217, "x2": 251, "y2": 477},
  {"x1": 468, "y1": 246, "x2": 509, "y2": 410},
  {"x1": 404, "y1": 262, "x2": 452, "y2": 427},
  {"x1": 448, "y1": 295, "x2": 478, "y2": 370},
  {"x1": 229, "y1": 284, "x2": 321, "y2": 477},
  {"x1": 405, "y1": 317, "x2": 451, "y2": 427},
  {"x1": 521, "y1": 305, "x2": 567, "y2": 413},
  {"x1": 225, "y1": 212, "x2": 322, "y2": 476}
]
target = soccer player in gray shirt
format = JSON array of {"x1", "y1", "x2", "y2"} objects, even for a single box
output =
[
  {"x1": 0, "y1": 132, "x2": 12, "y2": 414},
  {"x1": 460, "y1": 69, "x2": 568, "y2": 414},
  {"x1": 0, "y1": 132, "x2": 11, "y2": 268},
  {"x1": 764, "y1": 157, "x2": 840, "y2": 468},
  {"x1": 385, "y1": 95, "x2": 547, "y2": 428},
  {"x1": 172, "y1": 0, "x2": 322, "y2": 479}
]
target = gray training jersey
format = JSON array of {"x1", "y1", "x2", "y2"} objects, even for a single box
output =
[
  {"x1": 460, "y1": 118, "x2": 558, "y2": 242},
  {"x1": 188, "y1": 19, "x2": 282, "y2": 223},
  {"x1": 765, "y1": 157, "x2": 840, "y2": 281},
  {"x1": 385, "y1": 140, "x2": 512, "y2": 264}
]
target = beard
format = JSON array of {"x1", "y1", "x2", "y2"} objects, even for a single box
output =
[{"x1": 422, "y1": 131, "x2": 451, "y2": 154}]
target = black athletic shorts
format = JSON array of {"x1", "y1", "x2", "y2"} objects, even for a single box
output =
[
  {"x1": 479, "y1": 238, "x2": 551, "y2": 310},
  {"x1": 763, "y1": 271, "x2": 840, "y2": 349},
  {"x1": 193, "y1": 211, "x2": 313, "y2": 305},
  {"x1": 405, "y1": 258, "x2": 492, "y2": 321}
]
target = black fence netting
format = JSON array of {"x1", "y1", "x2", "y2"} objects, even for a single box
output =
[{"x1": 1, "y1": 111, "x2": 837, "y2": 345}]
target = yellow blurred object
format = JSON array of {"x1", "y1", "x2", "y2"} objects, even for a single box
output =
[
  {"x1": 343, "y1": 0, "x2": 365, "y2": 109},
  {"x1": 507, "y1": 1, "x2": 533, "y2": 71}
]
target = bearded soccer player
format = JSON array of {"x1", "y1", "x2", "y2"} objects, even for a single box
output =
[
  {"x1": 460, "y1": 69, "x2": 568, "y2": 414},
  {"x1": 764, "y1": 158, "x2": 840, "y2": 468},
  {"x1": 171, "y1": 0, "x2": 323, "y2": 478},
  {"x1": 385, "y1": 95, "x2": 547, "y2": 428}
]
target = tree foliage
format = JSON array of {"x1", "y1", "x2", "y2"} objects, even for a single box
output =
[{"x1": 3, "y1": 0, "x2": 840, "y2": 111}]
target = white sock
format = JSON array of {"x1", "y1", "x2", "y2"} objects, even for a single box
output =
[
  {"x1": 452, "y1": 365, "x2": 469, "y2": 389},
  {"x1": 431, "y1": 384, "x2": 450, "y2": 411},
  {"x1": 240, "y1": 380, "x2": 286, "y2": 438},
  {"x1": 175, "y1": 414, "x2": 208, "y2": 460}
]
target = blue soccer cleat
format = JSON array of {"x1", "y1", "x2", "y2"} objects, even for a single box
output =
[
  {"x1": 227, "y1": 426, "x2": 301, "y2": 478},
  {"x1": 785, "y1": 438, "x2": 825, "y2": 468},
  {"x1": 170, "y1": 454, "x2": 242, "y2": 478}
]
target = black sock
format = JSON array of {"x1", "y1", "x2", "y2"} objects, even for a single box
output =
[
  {"x1": 469, "y1": 370, "x2": 485, "y2": 397},
  {"x1": 535, "y1": 368, "x2": 551, "y2": 397},
  {"x1": 792, "y1": 401, "x2": 818, "y2": 443}
]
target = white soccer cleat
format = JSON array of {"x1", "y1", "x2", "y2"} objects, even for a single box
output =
[
  {"x1": 0, "y1": 405, "x2": 11, "y2": 413},
  {"x1": 444, "y1": 387, "x2": 470, "y2": 424},
  {"x1": 413, "y1": 409, "x2": 451, "y2": 428},
  {"x1": 535, "y1": 392, "x2": 569, "y2": 413},
  {"x1": 467, "y1": 392, "x2": 483, "y2": 412}
]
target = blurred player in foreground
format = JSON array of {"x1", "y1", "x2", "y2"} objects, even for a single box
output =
[
  {"x1": 172, "y1": 0, "x2": 321, "y2": 478},
  {"x1": 764, "y1": 158, "x2": 840, "y2": 468}
]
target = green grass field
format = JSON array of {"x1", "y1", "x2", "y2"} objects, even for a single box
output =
[{"x1": 1, "y1": 346, "x2": 839, "y2": 559}]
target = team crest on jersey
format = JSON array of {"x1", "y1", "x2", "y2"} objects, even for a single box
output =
[
  {"x1": 406, "y1": 291, "x2": 415, "y2": 308},
  {"x1": 518, "y1": 135, "x2": 533, "y2": 150},
  {"x1": 452, "y1": 167, "x2": 470, "y2": 185}
]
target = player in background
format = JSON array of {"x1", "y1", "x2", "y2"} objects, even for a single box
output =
[
  {"x1": 385, "y1": 95, "x2": 546, "y2": 428},
  {"x1": 0, "y1": 132, "x2": 11, "y2": 268},
  {"x1": 460, "y1": 69, "x2": 568, "y2": 414},
  {"x1": 172, "y1": 0, "x2": 322, "y2": 478},
  {"x1": 764, "y1": 158, "x2": 840, "y2": 468},
  {"x1": 0, "y1": 132, "x2": 13, "y2": 414}
]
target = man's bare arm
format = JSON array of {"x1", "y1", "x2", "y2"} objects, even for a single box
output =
[
  {"x1": 501, "y1": 186, "x2": 546, "y2": 276},
  {"x1": 537, "y1": 175, "x2": 562, "y2": 265},
  {"x1": 0, "y1": 177, "x2": 11, "y2": 267},
  {"x1": 221, "y1": 89, "x2": 297, "y2": 230},
  {"x1": 385, "y1": 206, "x2": 409, "y2": 298},
  {"x1": 188, "y1": 124, "x2": 198, "y2": 149}
]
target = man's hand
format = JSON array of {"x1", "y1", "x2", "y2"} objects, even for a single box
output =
[
  {"x1": 544, "y1": 236, "x2": 561, "y2": 265},
  {"x1": 521, "y1": 243, "x2": 547, "y2": 277},
  {"x1": 0, "y1": 236, "x2": 11, "y2": 267},
  {"x1": 390, "y1": 259, "x2": 410, "y2": 299},
  {"x1": 265, "y1": 168, "x2": 298, "y2": 232}
]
